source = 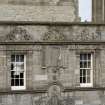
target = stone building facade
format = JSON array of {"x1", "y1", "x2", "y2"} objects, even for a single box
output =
[
  {"x1": 0, "y1": 0, "x2": 104, "y2": 105},
  {"x1": 92, "y1": 0, "x2": 105, "y2": 22},
  {"x1": 0, "y1": 0, "x2": 79, "y2": 22}
]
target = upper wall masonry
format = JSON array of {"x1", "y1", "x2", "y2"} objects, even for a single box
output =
[
  {"x1": 0, "y1": 0, "x2": 79, "y2": 22},
  {"x1": 0, "y1": 0, "x2": 75, "y2": 6},
  {"x1": 92, "y1": 0, "x2": 105, "y2": 23},
  {"x1": 0, "y1": 25, "x2": 102, "y2": 43}
]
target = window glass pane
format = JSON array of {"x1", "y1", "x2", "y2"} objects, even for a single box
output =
[
  {"x1": 80, "y1": 54, "x2": 83, "y2": 60},
  {"x1": 80, "y1": 77, "x2": 82, "y2": 83},
  {"x1": 80, "y1": 53, "x2": 92, "y2": 85},
  {"x1": 84, "y1": 62, "x2": 87, "y2": 68},
  {"x1": 14, "y1": 75, "x2": 19, "y2": 79},
  {"x1": 11, "y1": 63, "x2": 14, "y2": 70},
  {"x1": 20, "y1": 73, "x2": 23, "y2": 78},
  {"x1": 16, "y1": 55, "x2": 19, "y2": 62},
  {"x1": 20, "y1": 79, "x2": 24, "y2": 86},
  {"x1": 15, "y1": 79, "x2": 19, "y2": 86},
  {"x1": 20, "y1": 63, "x2": 24, "y2": 70},
  {"x1": 80, "y1": 69, "x2": 82, "y2": 76},
  {"x1": 83, "y1": 77, "x2": 86, "y2": 83},
  {"x1": 87, "y1": 70, "x2": 90, "y2": 76},
  {"x1": 88, "y1": 62, "x2": 91, "y2": 68},
  {"x1": 87, "y1": 77, "x2": 90, "y2": 83},
  {"x1": 84, "y1": 54, "x2": 87, "y2": 60},
  {"x1": 20, "y1": 55, "x2": 24, "y2": 62},
  {"x1": 15, "y1": 63, "x2": 23, "y2": 73},
  {"x1": 11, "y1": 55, "x2": 15, "y2": 62},
  {"x1": 80, "y1": 62, "x2": 83, "y2": 68},
  {"x1": 88, "y1": 54, "x2": 91, "y2": 60},
  {"x1": 11, "y1": 79, "x2": 14, "y2": 86},
  {"x1": 83, "y1": 70, "x2": 86, "y2": 77},
  {"x1": 11, "y1": 54, "x2": 25, "y2": 88},
  {"x1": 11, "y1": 71, "x2": 15, "y2": 78}
]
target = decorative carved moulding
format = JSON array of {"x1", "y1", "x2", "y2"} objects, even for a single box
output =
[
  {"x1": 43, "y1": 27, "x2": 67, "y2": 41},
  {"x1": 0, "y1": 25, "x2": 103, "y2": 44},
  {"x1": 71, "y1": 27, "x2": 101, "y2": 41},
  {"x1": 4, "y1": 27, "x2": 33, "y2": 42},
  {"x1": 43, "y1": 26, "x2": 102, "y2": 42}
]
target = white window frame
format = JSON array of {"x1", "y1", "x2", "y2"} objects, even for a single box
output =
[
  {"x1": 80, "y1": 53, "x2": 93, "y2": 87},
  {"x1": 11, "y1": 54, "x2": 26, "y2": 90}
]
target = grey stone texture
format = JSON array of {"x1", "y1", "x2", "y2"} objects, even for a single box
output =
[
  {"x1": 0, "y1": 91, "x2": 103, "y2": 105},
  {"x1": 0, "y1": 0, "x2": 104, "y2": 105},
  {"x1": 0, "y1": 25, "x2": 104, "y2": 90},
  {"x1": 0, "y1": 0, "x2": 79, "y2": 22},
  {"x1": 0, "y1": 25, "x2": 103, "y2": 42},
  {"x1": 92, "y1": 0, "x2": 105, "y2": 23},
  {"x1": 0, "y1": 24, "x2": 104, "y2": 105}
]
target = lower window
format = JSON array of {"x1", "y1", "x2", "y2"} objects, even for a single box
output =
[
  {"x1": 80, "y1": 53, "x2": 93, "y2": 87},
  {"x1": 11, "y1": 54, "x2": 26, "y2": 90}
]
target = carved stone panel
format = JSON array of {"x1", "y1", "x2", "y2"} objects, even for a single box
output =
[
  {"x1": 69, "y1": 27, "x2": 102, "y2": 41},
  {"x1": 43, "y1": 26, "x2": 102, "y2": 42},
  {"x1": 43, "y1": 27, "x2": 67, "y2": 41},
  {"x1": 5, "y1": 27, "x2": 33, "y2": 42}
]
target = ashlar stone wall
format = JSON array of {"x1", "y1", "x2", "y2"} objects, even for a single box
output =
[
  {"x1": 0, "y1": 0, "x2": 79, "y2": 22},
  {"x1": 0, "y1": 90, "x2": 104, "y2": 105},
  {"x1": 0, "y1": 24, "x2": 104, "y2": 105},
  {"x1": 0, "y1": 24, "x2": 103, "y2": 90}
]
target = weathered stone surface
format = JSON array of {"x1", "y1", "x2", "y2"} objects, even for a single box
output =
[
  {"x1": 0, "y1": 5, "x2": 76, "y2": 22},
  {"x1": 0, "y1": 0, "x2": 74, "y2": 6},
  {"x1": 0, "y1": 90, "x2": 103, "y2": 105},
  {"x1": 0, "y1": 25, "x2": 104, "y2": 90},
  {"x1": 5, "y1": 26, "x2": 33, "y2": 42},
  {"x1": 92, "y1": 0, "x2": 105, "y2": 23},
  {"x1": 0, "y1": 0, "x2": 104, "y2": 104},
  {"x1": 0, "y1": 0, "x2": 79, "y2": 22},
  {"x1": 0, "y1": 24, "x2": 103, "y2": 104},
  {"x1": 0, "y1": 25, "x2": 103, "y2": 42}
]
